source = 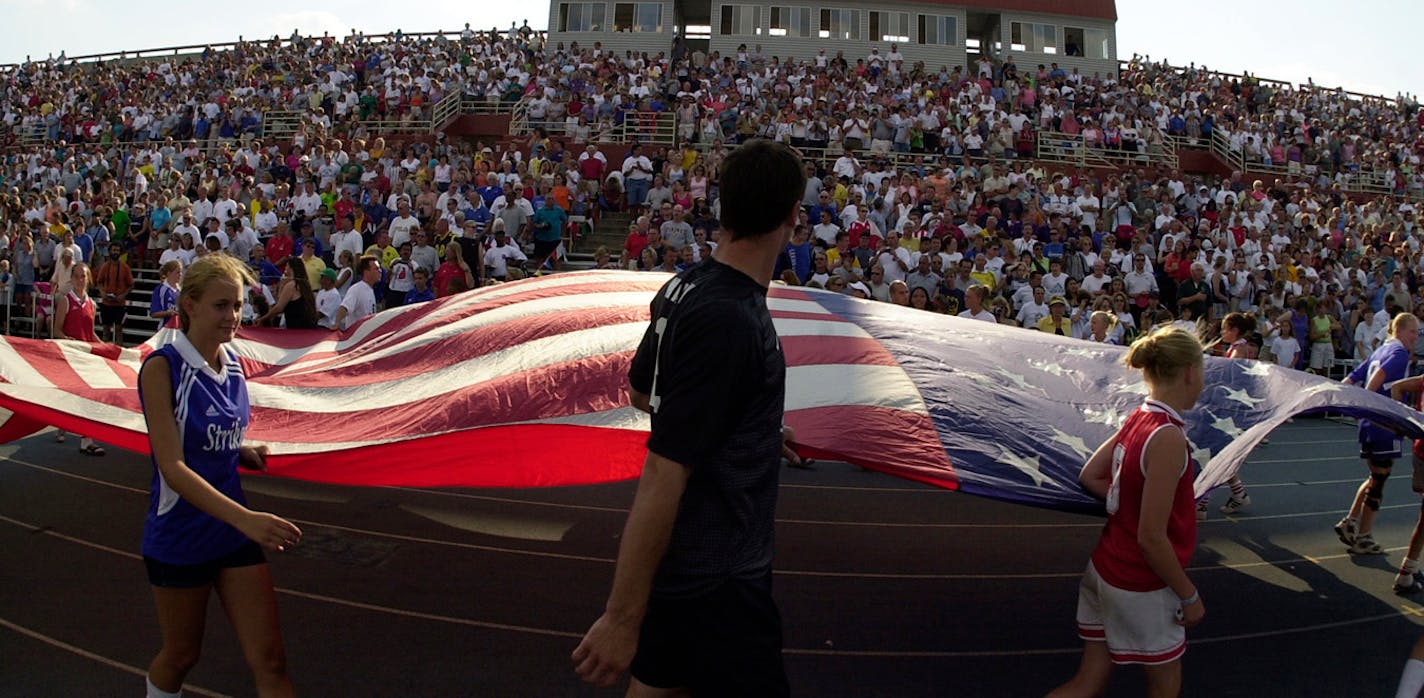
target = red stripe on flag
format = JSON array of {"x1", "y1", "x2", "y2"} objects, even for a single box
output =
[
  {"x1": 788, "y1": 406, "x2": 956, "y2": 489},
  {"x1": 781, "y1": 335, "x2": 901, "y2": 368},
  {"x1": 265, "y1": 424, "x2": 648, "y2": 488}
]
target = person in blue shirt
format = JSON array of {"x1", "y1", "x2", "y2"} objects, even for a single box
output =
[
  {"x1": 1336, "y1": 313, "x2": 1421, "y2": 557},
  {"x1": 405, "y1": 267, "x2": 436, "y2": 305},
  {"x1": 137, "y1": 254, "x2": 300, "y2": 698},
  {"x1": 477, "y1": 182, "x2": 504, "y2": 208},
  {"x1": 530, "y1": 196, "x2": 568, "y2": 271}
]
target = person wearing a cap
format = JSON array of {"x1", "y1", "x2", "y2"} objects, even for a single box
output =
[
  {"x1": 298, "y1": 237, "x2": 327, "y2": 289},
  {"x1": 1037, "y1": 296, "x2": 1072, "y2": 335},
  {"x1": 315, "y1": 267, "x2": 342, "y2": 329}
]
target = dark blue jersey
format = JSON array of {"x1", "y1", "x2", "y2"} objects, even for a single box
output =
[{"x1": 139, "y1": 333, "x2": 252, "y2": 564}]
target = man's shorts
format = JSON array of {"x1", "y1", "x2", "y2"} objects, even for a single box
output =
[
  {"x1": 1361, "y1": 428, "x2": 1402, "y2": 461},
  {"x1": 1308, "y1": 342, "x2": 1334, "y2": 370},
  {"x1": 1075, "y1": 561, "x2": 1185, "y2": 666},
  {"x1": 143, "y1": 540, "x2": 266, "y2": 588},
  {"x1": 98, "y1": 304, "x2": 127, "y2": 326},
  {"x1": 13, "y1": 283, "x2": 31, "y2": 296},
  {"x1": 630, "y1": 574, "x2": 789, "y2": 696}
]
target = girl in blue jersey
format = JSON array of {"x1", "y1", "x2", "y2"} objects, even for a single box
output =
[
  {"x1": 149, "y1": 260, "x2": 181, "y2": 327},
  {"x1": 138, "y1": 254, "x2": 301, "y2": 698}
]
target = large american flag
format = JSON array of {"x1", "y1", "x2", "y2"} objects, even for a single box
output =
[{"x1": 4, "y1": 270, "x2": 1424, "y2": 512}]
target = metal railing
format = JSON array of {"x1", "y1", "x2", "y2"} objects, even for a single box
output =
[
  {"x1": 621, "y1": 111, "x2": 676, "y2": 146},
  {"x1": 1034, "y1": 130, "x2": 1178, "y2": 170}
]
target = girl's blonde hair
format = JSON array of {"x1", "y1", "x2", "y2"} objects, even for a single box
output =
[
  {"x1": 1124, "y1": 325, "x2": 1204, "y2": 383},
  {"x1": 178, "y1": 254, "x2": 254, "y2": 331}
]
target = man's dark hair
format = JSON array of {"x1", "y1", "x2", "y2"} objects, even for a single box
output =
[{"x1": 718, "y1": 139, "x2": 805, "y2": 241}]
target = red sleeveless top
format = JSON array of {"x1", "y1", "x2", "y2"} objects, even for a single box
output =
[
  {"x1": 61, "y1": 291, "x2": 99, "y2": 342},
  {"x1": 1091, "y1": 400, "x2": 1197, "y2": 591}
]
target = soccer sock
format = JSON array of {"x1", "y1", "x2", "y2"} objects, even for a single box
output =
[
  {"x1": 147, "y1": 677, "x2": 182, "y2": 698},
  {"x1": 1229, "y1": 478, "x2": 1247, "y2": 499},
  {"x1": 1397, "y1": 658, "x2": 1424, "y2": 698}
]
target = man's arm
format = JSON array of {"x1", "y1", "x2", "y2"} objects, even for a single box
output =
[{"x1": 572, "y1": 450, "x2": 691, "y2": 688}]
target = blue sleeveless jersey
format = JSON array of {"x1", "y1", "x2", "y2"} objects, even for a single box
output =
[{"x1": 138, "y1": 332, "x2": 252, "y2": 565}]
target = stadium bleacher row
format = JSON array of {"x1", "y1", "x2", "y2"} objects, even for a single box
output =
[{"x1": 1, "y1": 26, "x2": 1420, "y2": 377}]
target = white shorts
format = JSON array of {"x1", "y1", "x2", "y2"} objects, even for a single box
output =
[
  {"x1": 1308, "y1": 342, "x2": 1334, "y2": 370},
  {"x1": 1075, "y1": 560, "x2": 1185, "y2": 665}
]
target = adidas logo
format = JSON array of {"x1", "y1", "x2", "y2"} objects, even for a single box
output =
[{"x1": 205, "y1": 405, "x2": 220, "y2": 417}]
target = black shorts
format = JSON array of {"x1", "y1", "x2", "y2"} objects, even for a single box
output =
[
  {"x1": 630, "y1": 574, "x2": 788, "y2": 697},
  {"x1": 144, "y1": 541, "x2": 266, "y2": 588},
  {"x1": 532, "y1": 238, "x2": 561, "y2": 260},
  {"x1": 98, "y1": 304, "x2": 127, "y2": 326}
]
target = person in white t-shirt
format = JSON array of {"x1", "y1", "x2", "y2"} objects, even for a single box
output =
[
  {"x1": 315, "y1": 268, "x2": 342, "y2": 329},
  {"x1": 958, "y1": 284, "x2": 997, "y2": 322},
  {"x1": 875, "y1": 231, "x2": 913, "y2": 283},
  {"x1": 1016, "y1": 285, "x2": 1051, "y2": 327},
  {"x1": 334, "y1": 255, "x2": 380, "y2": 330}
]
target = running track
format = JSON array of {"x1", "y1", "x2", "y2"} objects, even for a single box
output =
[{"x1": 2, "y1": 418, "x2": 1421, "y2": 696}]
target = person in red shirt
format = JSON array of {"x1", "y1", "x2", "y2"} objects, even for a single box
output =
[
  {"x1": 52, "y1": 262, "x2": 107, "y2": 456},
  {"x1": 264, "y1": 222, "x2": 294, "y2": 272},
  {"x1": 1050, "y1": 326, "x2": 1207, "y2": 698},
  {"x1": 622, "y1": 216, "x2": 650, "y2": 268}
]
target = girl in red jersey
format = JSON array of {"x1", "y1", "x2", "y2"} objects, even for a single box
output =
[{"x1": 1050, "y1": 326, "x2": 1207, "y2": 698}]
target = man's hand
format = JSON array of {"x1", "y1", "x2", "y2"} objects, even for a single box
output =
[{"x1": 572, "y1": 612, "x2": 639, "y2": 688}]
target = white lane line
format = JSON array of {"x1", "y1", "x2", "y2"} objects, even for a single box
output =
[
  {"x1": 0, "y1": 617, "x2": 234, "y2": 698},
  {"x1": 783, "y1": 610, "x2": 1418, "y2": 658},
  {"x1": 3, "y1": 512, "x2": 1416, "y2": 658},
  {"x1": 4, "y1": 462, "x2": 1420, "y2": 582},
  {"x1": 278, "y1": 589, "x2": 582, "y2": 639}
]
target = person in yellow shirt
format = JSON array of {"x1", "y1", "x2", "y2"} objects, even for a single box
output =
[
  {"x1": 1037, "y1": 296, "x2": 1072, "y2": 335},
  {"x1": 969, "y1": 254, "x2": 998, "y2": 291},
  {"x1": 363, "y1": 231, "x2": 400, "y2": 270}
]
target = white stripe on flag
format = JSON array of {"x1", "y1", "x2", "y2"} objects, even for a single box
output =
[
  {"x1": 0, "y1": 384, "x2": 148, "y2": 431},
  {"x1": 58, "y1": 343, "x2": 128, "y2": 389},
  {"x1": 774, "y1": 317, "x2": 872, "y2": 339},
  {"x1": 786, "y1": 364, "x2": 928, "y2": 415},
  {"x1": 246, "y1": 322, "x2": 649, "y2": 411},
  {"x1": 0, "y1": 339, "x2": 56, "y2": 388},
  {"x1": 280, "y1": 292, "x2": 659, "y2": 375}
]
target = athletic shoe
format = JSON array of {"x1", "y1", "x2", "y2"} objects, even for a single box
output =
[
  {"x1": 1196, "y1": 499, "x2": 1210, "y2": 521},
  {"x1": 1219, "y1": 494, "x2": 1251, "y2": 515},
  {"x1": 1334, "y1": 517, "x2": 1358, "y2": 546},
  {"x1": 1349, "y1": 534, "x2": 1385, "y2": 555},
  {"x1": 1395, "y1": 571, "x2": 1424, "y2": 596}
]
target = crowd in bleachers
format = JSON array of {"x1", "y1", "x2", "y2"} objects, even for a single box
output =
[{"x1": 1, "y1": 25, "x2": 1422, "y2": 373}]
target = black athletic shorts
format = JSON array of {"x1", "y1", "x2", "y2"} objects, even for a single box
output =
[
  {"x1": 532, "y1": 238, "x2": 561, "y2": 261},
  {"x1": 144, "y1": 541, "x2": 266, "y2": 588},
  {"x1": 98, "y1": 304, "x2": 127, "y2": 326},
  {"x1": 630, "y1": 574, "x2": 789, "y2": 697}
]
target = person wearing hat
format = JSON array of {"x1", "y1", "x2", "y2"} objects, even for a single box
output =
[
  {"x1": 298, "y1": 237, "x2": 327, "y2": 289},
  {"x1": 1037, "y1": 296, "x2": 1072, "y2": 335},
  {"x1": 315, "y1": 267, "x2": 342, "y2": 329}
]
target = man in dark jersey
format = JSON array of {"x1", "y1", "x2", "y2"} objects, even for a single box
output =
[{"x1": 574, "y1": 139, "x2": 805, "y2": 697}]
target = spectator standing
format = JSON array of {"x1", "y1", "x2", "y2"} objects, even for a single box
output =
[
  {"x1": 334, "y1": 255, "x2": 381, "y2": 330},
  {"x1": 622, "y1": 144, "x2": 655, "y2": 210},
  {"x1": 93, "y1": 245, "x2": 134, "y2": 344},
  {"x1": 314, "y1": 269, "x2": 342, "y2": 329}
]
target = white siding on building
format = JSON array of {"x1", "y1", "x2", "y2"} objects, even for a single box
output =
[{"x1": 547, "y1": 1, "x2": 679, "y2": 57}]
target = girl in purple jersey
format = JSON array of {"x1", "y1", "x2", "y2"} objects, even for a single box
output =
[{"x1": 138, "y1": 254, "x2": 301, "y2": 698}]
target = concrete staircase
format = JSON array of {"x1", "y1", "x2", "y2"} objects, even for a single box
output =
[{"x1": 564, "y1": 211, "x2": 635, "y2": 270}]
